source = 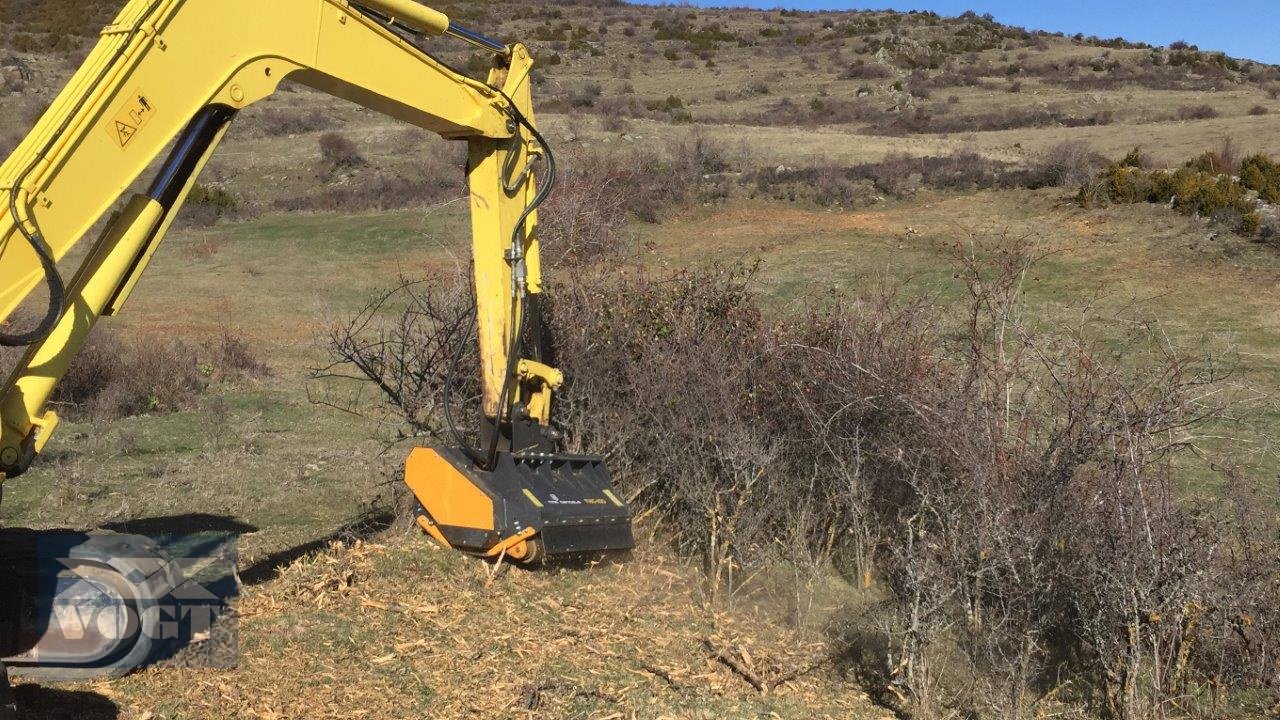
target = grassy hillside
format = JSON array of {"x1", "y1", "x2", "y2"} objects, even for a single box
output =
[{"x1": 4, "y1": 1, "x2": 1280, "y2": 718}]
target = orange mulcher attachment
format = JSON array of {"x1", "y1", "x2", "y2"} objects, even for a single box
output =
[{"x1": 404, "y1": 445, "x2": 634, "y2": 563}]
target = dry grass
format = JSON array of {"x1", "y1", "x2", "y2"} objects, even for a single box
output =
[{"x1": 42, "y1": 532, "x2": 882, "y2": 719}]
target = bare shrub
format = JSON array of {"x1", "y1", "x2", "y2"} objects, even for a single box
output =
[
  {"x1": 735, "y1": 96, "x2": 887, "y2": 127},
  {"x1": 181, "y1": 234, "x2": 231, "y2": 262},
  {"x1": 537, "y1": 148, "x2": 632, "y2": 267},
  {"x1": 600, "y1": 113, "x2": 630, "y2": 133},
  {"x1": 543, "y1": 136, "x2": 729, "y2": 228},
  {"x1": 259, "y1": 107, "x2": 335, "y2": 136},
  {"x1": 276, "y1": 170, "x2": 461, "y2": 213},
  {"x1": 280, "y1": 144, "x2": 463, "y2": 212},
  {"x1": 204, "y1": 328, "x2": 271, "y2": 381},
  {"x1": 1177, "y1": 103, "x2": 1219, "y2": 120},
  {"x1": 867, "y1": 104, "x2": 1116, "y2": 135},
  {"x1": 3, "y1": 323, "x2": 271, "y2": 421},
  {"x1": 747, "y1": 151, "x2": 1037, "y2": 206},
  {"x1": 1035, "y1": 140, "x2": 1105, "y2": 188},
  {"x1": 812, "y1": 239, "x2": 1244, "y2": 719},
  {"x1": 318, "y1": 132, "x2": 366, "y2": 169},
  {"x1": 314, "y1": 272, "x2": 480, "y2": 444},
  {"x1": 841, "y1": 60, "x2": 890, "y2": 79},
  {"x1": 178, "y1": 183, "x2": 239, "y2": 228},
  {"x1": 52, "y1": 332, "x2": 206, "y2": 420},
  {"x1": 0, "y1": 133, "x2": 20, "y2": 161},
  {"x1": 326, "y1": 232, "x2": 1265, "y2": 716},
  {"x1": 1248, "y1": 104, "x2": 1270, "y2": 116}
]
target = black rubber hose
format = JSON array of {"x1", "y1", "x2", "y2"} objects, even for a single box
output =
[
  {"x1": 0, "y1": 222, "x2": 63, "y2": 347},
  {"x1": 482, "y1": 292, "x2": 529, "y2": 469}
]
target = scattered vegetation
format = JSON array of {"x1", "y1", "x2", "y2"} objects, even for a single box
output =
[
  {"x1": 1079, "y1": 144, "x2": 1280, "y2": 237},
  {"x1": 317, "y1": 132, "x2": 365, "y2": 170},
  {"x1": 1176, "y1": 103, "x2": 1220, "y2": 121},
  {"x1": 180, "y1": 183, "x2": 239, "y2": 227},
  {"x1": 745, "y1": 151, "x2": 1040, "y2": 207},
  {"x1": 257, "y1": 108, "x2": 335, "y2": 137},
  {"x1": 9, "y1": 3, "x2": 1280, "y2": 718},
  {"x1": 325, "y1": 216, "x2": 1275, "y2": 719},
  {"x1": 35, "y1": 327, "x2": 269, "y2": 420}
]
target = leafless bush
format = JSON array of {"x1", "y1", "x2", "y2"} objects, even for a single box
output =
[
  {"x1": 841, "y1": 60, "x2": 891, "y2": 79},
  {"x1": 276, "y1": 170, "x2": 461, "y2": 213},
  {"x1": 732, "y1": 96, "x2": 887, "y2": 127},
  {"x1": 746, "y1": 151, "x2": 1038, "y2": 206},
  {"x1": 1035, "y1": 140, "x2": 1106, "y2": 188},
  {"x1": 313, "y1": 272, "x2": 480, "y2": 446},
  {"x1": 316, "y1": 140, "x2": 1270, "y2": 720},
  {"x1": 46, "y1": 331, "x2": 205, "y2": 420},
  {"x1": 1177, "y1": 103, "x2": 1219, "y2": 121},
  {"x1": 258, "y1": 107, "x2": 335, "y2": 136},
  {"x1": 204, "y1": 328, "x2": 271, "y2": 381},
  {"x1": 0, "y1": 321, "x2": 270, "y2": 421},
  {"x1": 0, "y1": 133, "x2": 20, "y2": 161},
  {"x1": 177, "y1": 183, "x2": 240, "y2": 228},
  {"x1": 537, "y1": 148, "x2": 632, "y2": 267},
  {"x1": 600, "y1": 113, "x2": 630, "y2": 133},
  {"x1": 318, "y1": 132, "x2": 366, "y2": 169},
  {"x1": 868, "y1": 105, "x2": 1115, "y2": 135},
  {"x1": 279, "y1": 142, "x2": 463, "y2": 212}
]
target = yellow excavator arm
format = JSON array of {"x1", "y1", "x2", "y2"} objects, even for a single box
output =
[
  {"x1": 0, "y1": 0, "x2": 542, "y2": 471},
  {"x1": 0, "y1": 0, "x2": 631, "y2": 570}
]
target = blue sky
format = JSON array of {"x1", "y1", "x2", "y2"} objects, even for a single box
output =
[{"x1": 640, "y1": 1, "x2": 1280, "y2": 64}]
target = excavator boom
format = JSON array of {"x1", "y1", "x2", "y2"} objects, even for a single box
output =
[{"x1": 0, "y1": 0, "x2": 632, "y2": 684}]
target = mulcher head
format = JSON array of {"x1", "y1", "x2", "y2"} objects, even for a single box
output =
[{"x1": 404, "y1": 446, "x2": 634, "y2": 563}]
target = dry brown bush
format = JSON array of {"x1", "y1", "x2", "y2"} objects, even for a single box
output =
[
  {"x1": 317, "y1": 132, "x2": 365, "y2": 169},
  {"x1": 840, "y1": 60, "x2": 891, "y2": 79},
  {"x1": 1177, "y1": 103, "x2": 1220, "y2": 121},
  {"x1": 867, "y1": 104, "x2": 1116, "y2": 135},
  {"x1": 0, "y1": 321, "x2": 269, "y2": 421},
  {"x1": 275, "y1": 170, "x2": 460, "y2": 213},
  {"x1": 320, "y1": 229, "x2": 1270, "y2": 718},
  {"x1": 1035, "y1": 140, "x2": 1106, "y2": 188},
  {"x1": 50, "y1": 331, "x2": 207, "y2": 420},
  {"x1": 258, "y1": 107, "x2": 335, "y2": 137},
  {"x1": 746, "y1": 151, "x2": 1038, "y2": 206}
]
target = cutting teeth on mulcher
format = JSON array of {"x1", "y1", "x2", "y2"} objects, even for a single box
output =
[{"x1": 404, "y1": 446, "x2": 634, "y2": 563}]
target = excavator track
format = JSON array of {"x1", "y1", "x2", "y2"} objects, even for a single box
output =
[{"x1": 0, "y1": 530, "x2": 184, "y2": 681}]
